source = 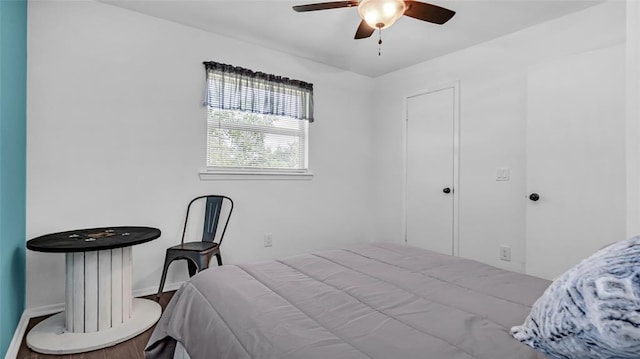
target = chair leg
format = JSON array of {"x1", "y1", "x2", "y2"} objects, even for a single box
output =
[
  {"x1": 157, "y1": 254, "x2": 172, "y2": 298},
  {"x1": 187, "y1": 259, "x2": 198, "y2": 277},
  {"x1": 215, "y1": 252, "x2": 223, "y2": 266},
  {"x1": 196, "y1": 253, "x2": 211, "y2": 273}
]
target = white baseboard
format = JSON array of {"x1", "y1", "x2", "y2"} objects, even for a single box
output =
[
  {"x1": 24, "y1": 281, "x2": 185, "y2": 319},
  {"x1": 25, "y1": 302, "x2": 65, "y2": 318},
  {"x1": 8, "y1": 281, "x2": 185, "y2": 359},
  {"x1": 133, "y1": 281, "x2": 185, "y2": 299},
  {"x1": 4, "y1": 312, "x2": 29, "y2": 359}
]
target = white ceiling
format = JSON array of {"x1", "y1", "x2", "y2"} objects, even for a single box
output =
[{"x1": 102, "y1": 0, "x2": 602, "y2": 77}]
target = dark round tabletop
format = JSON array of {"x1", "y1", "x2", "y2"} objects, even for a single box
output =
[{"x1": 26, "y1": 226, "x2": 161, "y2": 253}]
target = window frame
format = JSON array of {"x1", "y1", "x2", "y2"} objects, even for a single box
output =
[
  {"x1": 200, "y1": 61, "x2": 314, "y2": 181},
  {"x1": 200, "y1": 109, "x2": 313, "y2": 181}
]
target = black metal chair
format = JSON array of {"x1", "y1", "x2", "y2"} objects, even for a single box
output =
[{"x1": 157, "y1": 195, "x2": 233, "y2": 298}]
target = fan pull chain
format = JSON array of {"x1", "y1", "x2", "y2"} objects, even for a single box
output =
[{"x1": 378, "y1": 28, "x2": 382, "y2": 56}]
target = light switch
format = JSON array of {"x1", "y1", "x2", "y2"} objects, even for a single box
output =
[{"x1": 496, "y1": 168, "x2": 510, "y2": 181}]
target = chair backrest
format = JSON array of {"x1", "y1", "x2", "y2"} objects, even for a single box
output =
[{"x1": 181, "y1": 195, "x2": 233, "y2": 245}]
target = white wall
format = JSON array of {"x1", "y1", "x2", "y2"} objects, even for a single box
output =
[
  {"x1": 26, "y1": 0, "x2": 376, "y2": 309},
  {"x1": 627, "y1": 0, "x2": 640, "y2": 239},
  {"x1": 370, "y1": 2, "x2": 626, "y2": 272},
  {"x1": 26, "y1": 0, "x2": 635, "y2": 310}
]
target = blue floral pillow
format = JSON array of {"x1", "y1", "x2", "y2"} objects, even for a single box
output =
[{"x1": 511, "y1": 236, "x2": 640, "y2": 359}]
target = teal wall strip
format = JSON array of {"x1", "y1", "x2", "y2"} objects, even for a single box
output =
[{"x1": 0, "y1": 0, "x2": 28, "y2": 357}]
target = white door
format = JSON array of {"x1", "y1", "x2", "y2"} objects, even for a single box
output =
[
  {"x1": 526, "y1": 45, "x2": 626, "y2": 280},
  {"x1": 406, "y1": 86, "x2": 457, "y2": 255}
]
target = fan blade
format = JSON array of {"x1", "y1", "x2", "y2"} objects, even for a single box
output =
[
  {"x1": 293, "y1": 1, "x2": 358, "y2": 12},
  {"x1": 354, "y1": 20, "x2": 375, "y2": 39},
  {"x1": 403, "y1": 1, "x2": 455, "y2": 24}
]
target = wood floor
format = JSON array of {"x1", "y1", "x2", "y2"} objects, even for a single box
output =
[{"x1": 16, "y1": 291, "x2": 175, "y2": 359}]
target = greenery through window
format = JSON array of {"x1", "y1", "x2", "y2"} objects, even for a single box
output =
[{"x1": 207, "y1": 108, "x2": 308, "y2": 171}]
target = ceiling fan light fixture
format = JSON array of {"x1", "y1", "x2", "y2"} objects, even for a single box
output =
[{"x1": 357, "y1": 0, "x2": 406, "y2": 29}]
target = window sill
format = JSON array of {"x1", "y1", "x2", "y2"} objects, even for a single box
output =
[{"x1": 199, "y1": 169, "x2": 314, "y2": 181}]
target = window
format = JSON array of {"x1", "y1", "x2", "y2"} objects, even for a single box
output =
[
  {"x1": 207, "y1": 109, "x2": 308, "y2": 170},
  {"x1": 202, "y1": 62, "x2": 314, "y2": 175}
]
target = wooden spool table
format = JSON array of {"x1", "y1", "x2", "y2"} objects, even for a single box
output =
[{"x1": 26, "y1": 226, "x2": 162, "y2": 354}]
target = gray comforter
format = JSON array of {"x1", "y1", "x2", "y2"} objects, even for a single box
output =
[{"x1": 145, "y1": 243, "x2": 551, "y2": 359}]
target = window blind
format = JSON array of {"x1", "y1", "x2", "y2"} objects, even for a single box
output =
[{"x1": 206, "y1": 108, "x2": 308, "y2": 170}]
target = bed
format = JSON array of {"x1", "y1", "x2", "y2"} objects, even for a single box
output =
[{"x1": 144, "y1": 243, "x2": 551, "y2": 359}]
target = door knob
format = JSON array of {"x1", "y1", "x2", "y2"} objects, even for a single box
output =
[
  {"x1": 443, "y1": 187, "x2": 452, "y2": 194},
  {"x1": 529, "y1": 193, "x2": 540, "y2": 201}
]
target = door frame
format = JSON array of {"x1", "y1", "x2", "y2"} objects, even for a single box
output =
[{"x1": 403, "y1": 81, "x2": 461, "y2": 256}]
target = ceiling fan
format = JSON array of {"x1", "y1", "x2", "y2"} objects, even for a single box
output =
[{"x1": 292, "y1": 0, "x2": 456, "y2": 40}]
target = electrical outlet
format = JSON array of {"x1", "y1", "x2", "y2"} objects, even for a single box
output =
[
  {"x1": 496, "y1": 168, "x2": 510, "y2": 181},
  {"x1": 264, "y1": 233, "x2": 273, "y2": 247},
  {"x1": 499, "y1": 245, "x2": 511, "y2": 262}
]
